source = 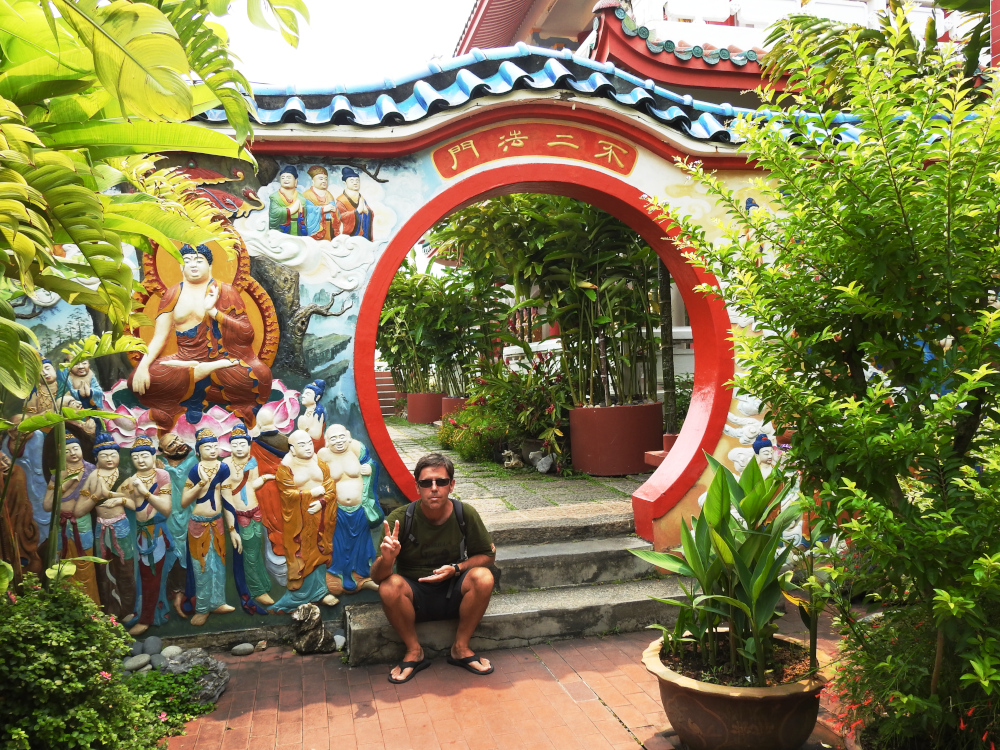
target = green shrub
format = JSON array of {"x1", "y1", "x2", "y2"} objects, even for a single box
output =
[
  {"x1": 0, "y1": 575, "x2": 192, "y2": 749},
  {"x1": 126, "y1": 667, "x2": 214, "y2": 736}
]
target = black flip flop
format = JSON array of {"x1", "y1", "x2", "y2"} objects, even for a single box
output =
[
  {"x1": 447, "y1": 653, "x2": 494, "y2": 675},
  {"x1": 387, "y1": 658, "x2": 430, "y2": 684}
]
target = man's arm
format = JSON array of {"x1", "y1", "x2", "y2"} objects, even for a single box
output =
[
  {"x1": 418, "y1": 553, "x2": 495, "y2": 584},
  {"x1": 370, "y1": 519, "x2": 400, "y2": 585}
]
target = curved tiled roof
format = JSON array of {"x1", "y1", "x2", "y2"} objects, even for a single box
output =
[
  {"x1": 198, "y1": 44, "x2": 754, "y2": 144},
  {"x1": 609, "y1": 7, "x2": 765, "y2": 68}
]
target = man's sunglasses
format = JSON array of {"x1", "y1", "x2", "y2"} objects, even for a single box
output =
[{"x1": 417, "y1": 478, "x2": 451, "y2": 488}]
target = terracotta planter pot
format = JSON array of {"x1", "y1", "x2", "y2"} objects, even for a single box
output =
[
  {"x1": 441, "y1": 397, "x2": 466, "y2": 418},
  {"x1": 406, "y1": 392, "x2": 443, "y2": 424},
  {"x1": 642, "y1": 636, "x2": 832, "y2": 750},
  {"x1": 662, "y1": 433, "x2": 679, "y2": 452},
  {"x1": 568, "y1": 402, "x2": 663, "y2": 476}
]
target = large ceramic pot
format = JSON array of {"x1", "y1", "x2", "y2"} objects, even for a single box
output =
[
  {"x1": 406, "y1": 392, "x2": 443, "y2": 424},
  {"x1": 441, "y1": 397, "x2": 466, "y2": 418},
  {"x1": 642, "y1": 636, "x2": 832, "y2": 750},
  {"x1": 568, "y1": 402, "x2": 662, "y2": 475}
]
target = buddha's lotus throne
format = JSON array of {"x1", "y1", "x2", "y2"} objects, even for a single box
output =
[{"x1": 129, "y1": 243, "x2": 275, "y2": 435}]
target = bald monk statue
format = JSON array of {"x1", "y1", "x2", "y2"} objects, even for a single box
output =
[{"x1": 270, "y1": 430, "x2": 339, "y2": 613}]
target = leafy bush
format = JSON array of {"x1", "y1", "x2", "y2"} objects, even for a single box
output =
[
  {"x1": 657, "y1": 8, "x2": 1000, "y2": 748},
  {"x1": 126, "y1": 667, "x2": 214, "y2": 737},
  {"x1": 468, "y1": 355, "x2": 572, "y2": 454},
  {"x1": 438, "y1": 403, "x2": 518, "y2": 463},
  {"x1": 0, "y1": 576, "x2": 163, "y2": 749}
]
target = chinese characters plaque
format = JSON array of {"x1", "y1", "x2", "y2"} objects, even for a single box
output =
[{"x1": 432, "y1": 124, "x2": 638, "y2": 178}]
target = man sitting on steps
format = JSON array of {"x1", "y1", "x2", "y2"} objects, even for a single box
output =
[{"x1": 371, "y1": 453, "x2": 496, "y2": 684}]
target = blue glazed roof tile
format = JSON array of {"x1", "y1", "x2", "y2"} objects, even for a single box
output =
[{"x1": 202, "y1": 45, "x2": 755, "y2": 144}]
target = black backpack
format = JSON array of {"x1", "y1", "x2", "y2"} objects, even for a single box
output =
[{"x1": 402, "y1": 498, "x2": 500, "y2": 591}]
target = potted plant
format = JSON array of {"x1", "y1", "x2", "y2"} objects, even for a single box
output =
[
  {"x1": 377, "y1": 254, "x2": 442, "y2": 423},
  {"x1": 533, "y1": 201, "x2": 662, "y2": 475},
  {"x1": 632, "y1": 457, "x2": 832, "y2": 750}
]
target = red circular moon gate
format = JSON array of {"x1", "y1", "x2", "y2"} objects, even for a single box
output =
[{"x1": 253, "y1": 101, "x2": 744, "y2": 544}]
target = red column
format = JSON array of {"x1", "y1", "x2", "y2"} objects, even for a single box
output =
[{"x1": 993, "y1": 0, "x2": 1000, "y2": 68}]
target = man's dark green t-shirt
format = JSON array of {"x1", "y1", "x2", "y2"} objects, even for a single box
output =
[{"x1": 382, "y1": 500, "x2": 495, "y2": 580}]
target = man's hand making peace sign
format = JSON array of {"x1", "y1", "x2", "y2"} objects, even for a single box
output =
[{"x1": 380, "y1": 520, "x2": 401, "y2": 564}]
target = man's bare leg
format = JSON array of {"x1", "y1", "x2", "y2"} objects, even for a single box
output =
[
  {"x1": 451, "y1": 567, "x2": 493, "y2": 673},
  {"x1": 379, "y1": 574, "x2": 424, "y2": 681}
]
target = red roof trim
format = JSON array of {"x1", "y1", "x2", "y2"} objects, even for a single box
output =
[
  {"x1": 592, "y1": 8, "x2": 784, "y2": 91},
  {"x1": 454, "y1": 0, "x2": 536, "y2": 56}
]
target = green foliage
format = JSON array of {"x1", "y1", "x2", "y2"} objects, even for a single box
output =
[
  {"x1": 126, "y1": 666, "x2": 214, "y2": 736},
  {"x1": 666, "y1": 374, "x2": 693, "y2": 430},
  {"x1": 657, "y1": 11, "x2": 1000, "y2": 744},
  {"x1": 633, "y1": 459, "x2": 801, "y2": 687},
  {"x1": 466, "y1": 354, "x2": 572, "y2": 454},
  {"x1": 428, "y1": 194, "x2": 661, "y2": 406},
  {"x1": 764, "y1": 0, "x2": 988, "y2": 92},
  {"x1": 0, "y1": 575, "x2": 166, "y2": 749},
  {"x1": 437, "y1": 403, "x2": 509, "y2": 463},
  {"x1": 378, "y1": 251, "x2": 506, "y2": 396},
  {"x1": 823, "y1": 429, "x2": 1000, "y2": 748}
]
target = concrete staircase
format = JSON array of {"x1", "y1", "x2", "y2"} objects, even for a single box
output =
[
  {"x1": 344, "y1": 506, "x2": 684, "y2": 665},
  {"x1": 375, "y1": 372, "x2": 400, "y2": 417}
]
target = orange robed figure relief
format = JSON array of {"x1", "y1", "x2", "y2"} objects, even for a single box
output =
[
  {"x1": 275, "y1": 431, "x2": 337, "y2": 594},
  {"x1": 129, "y1": 244, "x2": 272, "y2": 434}
]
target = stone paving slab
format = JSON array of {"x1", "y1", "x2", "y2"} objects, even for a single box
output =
[
  {"x1": 168, "y1": 628, "x2": 845, "y2": 750},
  {"x1": 386, "y1": 421, "x2": 650, "y2": 517}
]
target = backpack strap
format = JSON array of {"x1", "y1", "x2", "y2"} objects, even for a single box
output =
[
  {"x1": 403, "y1": 500, "x2": 417, "y2": 545},
  {"x1": 451, "y1": 498, "x2": 468, "y2": 562}
]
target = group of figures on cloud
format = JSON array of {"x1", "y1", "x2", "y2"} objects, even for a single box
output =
[
  {"x1": 2, "y1": 366, "x2": 385, "y2": 635},
  {"x1": 269, "y1": 165, "x2": 374, "y2": 241}
]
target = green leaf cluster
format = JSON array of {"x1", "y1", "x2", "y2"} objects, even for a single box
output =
[
  {"x1": 633, "y1": 458, "x2": 801, "y2": 687},
  {"x1": 427, "y1": 194, "x2": 661, "y2": 406},
  {"x1": 0, "y1": 574, "x2": 177, "y2": 748},
  {"x1": 656, "y1": 10, "x2": 1000, "y2": 743}
]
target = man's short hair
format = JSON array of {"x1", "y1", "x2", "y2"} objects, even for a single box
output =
[{"x1": 414, "y1": 453, "x2": 454, "y2": 482}]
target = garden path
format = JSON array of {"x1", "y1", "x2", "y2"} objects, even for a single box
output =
[
  {"x1": 386, "y1": 419, "x2": 651, "y2": 522},
  {"x1": 167, "y1": 627, "x2": 845, "y2": 750}
]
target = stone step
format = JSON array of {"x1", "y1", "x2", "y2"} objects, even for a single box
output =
[
  {"x1": 344, "y1": 577, "x2": 682, "y2": 666},
  {"x1": 480, "y1": 500, "x2": 635, "y2": 546},
  {"x1": 496, "y1": 536, "x2": 654, "y2": 591}
]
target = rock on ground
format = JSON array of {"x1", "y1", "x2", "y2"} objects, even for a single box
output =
[
  {"x1": 162, "y1": 648, "x2": 230, "y2": 704},
  {"x1": 536, "y1": 454, "x2": 555, "y2": 474},
  {"x1": 290, "y1": 603, "x2": 337, "y2": 654},
  {"x1": 149, "y1": 654, "x2": 167, "y2": 670},
  {"x1": 123, "y1": 653, "x2": 151, "y2": 671},
  {"x1": 160, "y1": 645, "x2": 183, "y2": 659},
  {"x1": 142, "y1": 636, "x2": 163, "y2": 655},
  {"x1": 231, "y1": 643, "x2": 255, "y2": 656},
  {"x1": 129, "y1": 641, "x2": 144, "y2": 657}
]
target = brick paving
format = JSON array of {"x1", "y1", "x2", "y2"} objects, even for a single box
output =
[
  {"x1": 169, "y1": 626, "x2": 845, "y2": 750},
  {"x1": 165, "y1": 420, "x2": 849, "y2": 749}
]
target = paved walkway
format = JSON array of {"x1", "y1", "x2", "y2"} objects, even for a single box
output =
[
  {"x1": 387, "y1": 419, "x2": 650, "y2": 517},
  {"x1": 168, "y1": 628, "x2": 844, "y2": 750}
]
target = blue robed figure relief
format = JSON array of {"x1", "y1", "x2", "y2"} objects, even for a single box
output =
[{"x1": 319, "y1": 425, "x2": 381, "y2": 596}]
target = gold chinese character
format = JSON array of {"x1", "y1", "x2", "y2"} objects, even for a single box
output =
[
  {"x1": 594, "y1": 140, "x2": 628, "y2": 167},
  {"x1": 447, "y1": 140, "x2": 480, "y2": 170},
  {"x1": 547, "y1": 134, "x2": 579, "y2": 149},
  {"x1": 497, "y1": 129, "x2": 527, "y2": 152}
]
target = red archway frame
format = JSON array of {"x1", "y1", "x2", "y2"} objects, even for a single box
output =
[{"x1": 355, "y1": 161, "x2": 734, "y2": 542}]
